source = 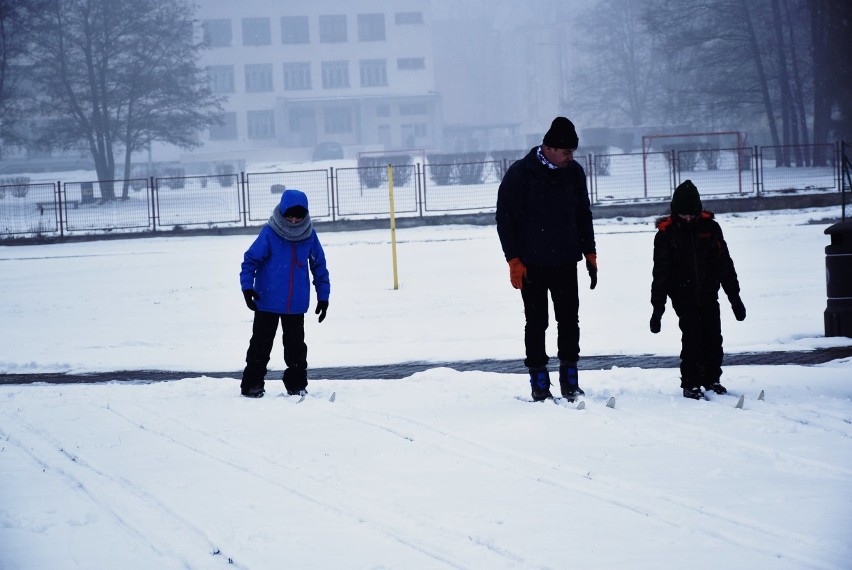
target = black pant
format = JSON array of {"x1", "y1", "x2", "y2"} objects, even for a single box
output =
[
  {"x1": 672, "y1": 298, "x2": 723, "y2": 387},
  {"x1": 520, "y1": 264, "x2": 580, "y2": 370},
  {"x1": 241, "y1": 311, "x2": 307, "y2": 392}
]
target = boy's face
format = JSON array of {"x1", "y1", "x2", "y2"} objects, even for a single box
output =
[
  {"x1": 677, "y1": 214, "x2": 696, "y2": 222},
  {"x1": 285, "y1": 215, "x2": 304, "y2": 223}
]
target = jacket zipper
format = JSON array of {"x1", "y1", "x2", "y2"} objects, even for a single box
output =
[
  {"x1": 689, "y1": 230, "x2": 700, "y2": 305},
  {"x1": 287, "y1": 242, "x2": 296, "y2": 312}
]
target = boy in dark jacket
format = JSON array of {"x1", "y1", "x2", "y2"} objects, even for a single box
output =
[
  {"x1": 496, "y1": 116, "x2": 597, "y2": 402},
  {"x1": 650, "y1": 180, "x2": 746, "y2": 400},
  {"x1": 239, "y1": 189, "x2": 330, "y2": 398}
]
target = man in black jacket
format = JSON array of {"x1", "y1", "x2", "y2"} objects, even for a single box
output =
[
  {"x1": 650, "y1": 180, "x2": 746, "y2": 400},
  {"x1": 496, "y1": 116, "x2": 597, "y2": 402}
]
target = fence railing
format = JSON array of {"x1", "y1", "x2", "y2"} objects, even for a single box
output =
[{"x1": 0, "y1": 141, "x2": 844, "y2": 239}]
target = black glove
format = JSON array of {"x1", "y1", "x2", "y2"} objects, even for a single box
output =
[
  {"x1": 650, "y1": 306, "x2": 664, "y2": 334},
  {"x1": 242, "y1": 289, "x2": 259, "y2": 311},
  {"x1": 315, "y1": 300, "x2": 328, "y2": 323},
  {"x1": 584, "y1": 254, "x2": 597, "y2": 290},
  {"x1": 731, "y1": 296, "x2": 746, "y2": 321}
]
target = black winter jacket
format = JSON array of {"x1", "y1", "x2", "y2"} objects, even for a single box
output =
[
  {"x1": 651, "y1": 212, "x2": 740, "y2": 309},
  {"x1": 495, "y1": 147, "x2": 595, "y2": 267}
]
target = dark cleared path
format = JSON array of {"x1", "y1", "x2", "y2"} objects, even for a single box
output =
[{"x1": 2, "y1": 346, "x2": 850, "y2": 385}]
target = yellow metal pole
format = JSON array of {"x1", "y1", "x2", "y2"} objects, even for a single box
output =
[{"x1": 387, "y1": 164, "x2": 399, "y2": 290}]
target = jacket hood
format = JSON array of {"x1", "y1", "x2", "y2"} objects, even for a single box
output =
[
  {"x1": 278, "y1": 189, "x2": 309, "y2": 215},
  {"x1": 670, "y1": 180, "x2": 702, "y2": 215},
  {"x1": 656, "y1": 211, "x2": 715, "y2": 230}
]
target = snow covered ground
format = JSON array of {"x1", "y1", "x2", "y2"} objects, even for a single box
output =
[{"x1": 1, "y1": 206, "x2": 851, "y2": 569}]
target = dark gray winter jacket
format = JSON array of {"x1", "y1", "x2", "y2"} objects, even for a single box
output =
[{"x1": 496, "y1": 147, "x2": 596, "y2": 267}]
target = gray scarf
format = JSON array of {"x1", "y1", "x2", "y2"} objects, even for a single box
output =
[{"x1": 268, "y1": 207, "x2": 313, "y2": 241}]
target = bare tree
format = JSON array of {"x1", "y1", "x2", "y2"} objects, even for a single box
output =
[
  {"x1": 26, "y1": 0, "x2": 222, "y2": 199},
  {"x1": 642, "y1": 0, "x2": 784, "y2": 148},
  {"x1": 0, "y1": 0, "x2": 41, "y2": 151},
  {"x1": 811, "y1": 0, "x2": 851, "y2": 151},
  {"x1": 570, "y1": 0, "x2": 663, "y2": 127}
]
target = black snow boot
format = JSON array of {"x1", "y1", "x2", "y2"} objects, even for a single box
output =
[
  {"x1": 682, "y1": 386, "x2": 705, "y2": 400},
  {"x1": 703, "y1": 382, "x2": 727, "y2": 395},
  {"x1": 282, "y1": 367, "x2": 308, "y2": 396},
  {"x1": 529, "y1": 369, "x2": 553, "y2": 401},
  {"x1": 559, "y1": 364, "x2": 585, "y2": 401},
  {"x1": 241, "y1": 385, "x2": 265, "y2": 398}
]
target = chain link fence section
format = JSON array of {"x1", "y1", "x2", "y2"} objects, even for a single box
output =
[
  {"x1": 63, "y1": 179, "x2": 153, "y2": 234},
  {"x1": 673, "y1": 147, "x2": 757, "y2": 197},
  {"x1": 154, "y1": 174, "x2": 241, "y2": 229},
  {"x1": 334, "y1": 164, "x2": 419, "y2": 218},
  {"x1": 0, "y1": 141, "x2": 845, "y2": 239},
  {"x1": 0, "y1": 181, "x2": 59, "y2": 236},
  {"x1": 421, "y1": 159, "x2": 503, "y2": 213},
  {"x1": 245, "y1": 169, "x2": 331, "y2": 223}
]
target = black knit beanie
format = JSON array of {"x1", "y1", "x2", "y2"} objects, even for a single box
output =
[
  {"x1": 542, "y1": 117, "x2": 579, "y2": 150},
  {"x1": 283, "y1": 205, "x2": 308, "y2": 219},
  {"x1": 671, "y1": 180, "x2": 702, "y2": 215}
]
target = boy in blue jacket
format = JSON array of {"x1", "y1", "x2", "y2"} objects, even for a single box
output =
[{"x1": 239, "y1": 189, "x2": 330, "y2": 398}]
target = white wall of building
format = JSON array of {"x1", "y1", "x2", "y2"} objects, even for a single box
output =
[{"x1": 190, "y1": 0, "x2": 440, "y2": 162}]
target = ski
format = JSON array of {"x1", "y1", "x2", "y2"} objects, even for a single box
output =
[
  {"x1": 282, "y1": 390, "x2": 336, "y2": 403},
  {"x1": 515, "y1": 395, "x2": 613, "y2": 410},
  {"x1": 554, "y1": 397, "x2": 585, "y2": 410},
  {"x1": 704, "y1": 390, "x2": 764, "y2": 408}
]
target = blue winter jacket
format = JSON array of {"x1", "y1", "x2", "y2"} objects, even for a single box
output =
[{"x1": 240, "y1": 190, "x2": 330, "y2": 314}]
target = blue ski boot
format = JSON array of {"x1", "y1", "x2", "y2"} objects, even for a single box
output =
[
  {"x1": 559, "y1": 364, "x2": 585, "y2": 402},
  {"x1": 529, "y1": 369, "x2": 553, "y2": 401}
]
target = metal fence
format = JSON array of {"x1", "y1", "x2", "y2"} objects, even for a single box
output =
[{"x1": 0, "y1": 142, "x2": 844, "y2": 239}]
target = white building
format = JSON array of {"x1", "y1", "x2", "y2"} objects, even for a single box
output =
[{"x1": 192, "y1": 0, "x2": 441, "y2": 162}]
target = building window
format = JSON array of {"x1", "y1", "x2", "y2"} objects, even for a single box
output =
[
  {"x1": 319, "y1": 15, "x2": 347, "y2": 43},
  {"x1": 242, "y1": 17, "x2": 271, "y2": 46},
  {"x1": 400, "y1": 103, "x2": 428, "y2": 115},
  {"x1": 357, "y1": 13, "x2": 385, "y2": 41},
  {"x1": 202, "y1": 19, "x2": 231, "y2": 47},
  {"x1": 403, "y1": 123, "x2": 428, "y2": 137},
  {"x1": 283, "y1": 62, "x2": 312, "y2": 90},
  {"x1": 210, "y1": 112, "x2": 237, "y2": 140},
  {"x1": 280, "y1": 16, "x2": 309, "y2": 44},
  {"x1": 395, "y1": 12, "x2": 424, "y2": 25},
  {"x1": 359, "y1": 59, "x2": 387, "y2": 87},
  {"x1": 324, "y1": 107, "x2": 352, "y2": 134},
  {"x1": 245, "y1": 64, "x2": 273, "y2": 92},
  {"x1": 289, "y1": 109, "x2": 314, "y2": 132},
  {"x1": 321, "y1": 61, "x2": 349, "y2": 89},
  {"x1": 376, "y1": 105, "x2": 391, "y2": 117},
  {"x1": 207, "y1": 65, "x2": 235, "y2": 94},
  {"x1": 247, "y1": 110, "x2": 275, "y2": 139},
  {"x1": 398, "y1": 57, "x2": 426, "y2": 70}
]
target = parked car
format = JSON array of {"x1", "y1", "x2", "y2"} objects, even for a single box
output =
[{"x1": 312, "y1": 142, "x2": 344, "y2": 161}]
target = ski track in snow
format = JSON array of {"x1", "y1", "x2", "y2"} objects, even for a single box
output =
[
  {"x1": 351, "y1": 398, "x2": 838, "y2": 569},
  {"x1": 104, "y1": 400, "x2": 511, "y2": 569},
  {"x1": 0, "y1": 410, "x2": 242, "y2": 569},
  {"x1": 2, "y1": 374, "x2": 849, "y2": 570}
]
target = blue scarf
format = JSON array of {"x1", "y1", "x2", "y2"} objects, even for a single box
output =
[{"x1": 536, "y1": 145, "x2": 559, "y2": 170}]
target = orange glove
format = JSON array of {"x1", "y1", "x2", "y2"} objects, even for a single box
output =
[
  {"x1": 584, "y1": 253, "x2": 597, "y2": 290},
  {"x1": 508, "y1": 258, "x2": 527, "y2": 289}
]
